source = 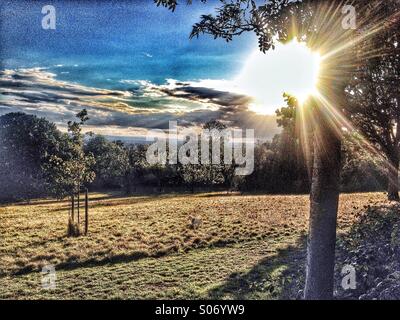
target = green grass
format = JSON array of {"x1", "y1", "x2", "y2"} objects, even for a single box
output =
[{"x1": 0, "y1": 191, "x2": 387, "y2": 299}]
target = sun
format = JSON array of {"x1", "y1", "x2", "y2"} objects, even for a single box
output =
[{"x1": 236, "y1": 40, "x2": 321, "y2": 114}]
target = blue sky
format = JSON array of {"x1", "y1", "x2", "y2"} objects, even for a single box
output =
[
  {"x1": 1, "y1": 0, "x2": 254, "y2": 85},
  {"x1": 0, "y1": 0, "x2": 284, "y2": 141}
]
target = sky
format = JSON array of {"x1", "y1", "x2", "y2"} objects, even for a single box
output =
[{"x1": 0, "y1": 0, "x2": 318, "y2": 142}]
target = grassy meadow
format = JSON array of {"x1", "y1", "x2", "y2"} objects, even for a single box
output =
[{"x1": 0, "y1": 192, "x2": 387, "y2": 299}]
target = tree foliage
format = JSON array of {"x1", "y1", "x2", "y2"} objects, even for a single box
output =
[
  {"x1": 345, "y1": 0, "x2": 400, "y2": 199},
  {"x1": 0, "y1": 113, "x2": 69, "y2": 201},
  {"x1": 85, "y1": 135, "x2": 129, "y2": 188},
  {"x1": 43, "y1": 110, "x2": 95, "y2": 199}
]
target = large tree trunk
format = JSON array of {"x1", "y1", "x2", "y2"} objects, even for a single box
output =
[
  {"x1": 304, "y1": 106, "x2": 342, "y2": 300},
  {"x1": 387, "y1": 153, "x2": 399, "y2": 201}
]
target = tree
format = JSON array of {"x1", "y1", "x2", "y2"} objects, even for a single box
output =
[
  {"x1": 124, "y1": 144, "x2": 149, "y2": 194},
  {"x1": 44, "y1": 110, "x2": 95, "y2": 236},
  {"x1": 239, "y1": 95, "x2": 311, "y2": 193},
  {"x1": 0, "y1": 113, "x2": 69, "y2": 201},
  {"x1": 85, "y1": 135, "x2": 129, "y2": 189},
  {"x1": 239, "y1": 141, "x2": 275, "y2": 191},
  {"x1": 45, "y1": 110, "x2": 95, "y2": 199},
  {"x1": 341, "y1": 132, "x2": 386, "y2": 192},
  {"x1": 203, "y1": 120, "x2": 228, "y2": 188},
  {"x1": 156, "y1": 0, "x2": 385, "y2": 299},
  {"x1": 275, "y1": 94, "x2": 312, "y2": 191},
  {"x1": 346, "y1": 3, "x2": 400, "y2": 200}
]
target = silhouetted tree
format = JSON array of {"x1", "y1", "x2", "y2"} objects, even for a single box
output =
[
  {"x1": 341, "y1": 132, "x2": 386, "y2": 192},
  {"x1": 0, "y1": 113, "x2": 69, "y2": 201},
  {"x1": 275, "y1": 94, "x2": 312, "y2": 191},
  {"x1": 346, "y1": 2, "x2": 400, "y2": 200},
  {"x1": 203, "y1": 120, "x2": 228, "y2": 188},
  {"x1": 85, "y1": 135, "x2": 129, "y2": 189},
  {"x1": 124, "y1": 144, "x2": 149, "y2": 194}
]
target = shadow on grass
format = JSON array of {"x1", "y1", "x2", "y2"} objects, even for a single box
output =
[
  {"x1": 2, "y1": 190, "x2": 308, "y2": 209},
  {"x1": 50, "y1": 191, "x2": 245, "y2": 212},
  {"x1": 10, "y1": 236, "x2": 266, "y2": 278},
  {"x1": 1, "y1": 190, "x2": 170, "y2": 208},
  {"x1": 206, "y1": 202, "x2": 400, "y2": 300},
  {"x1": 50, "y1": 195, "x2": 155, "y2": 213},
  {"x1": 0, "y1": 193, "x2": 118, "y2": 207},
  {"x1": 207, "y1": 234, "x2": 307, "y2": 300}
]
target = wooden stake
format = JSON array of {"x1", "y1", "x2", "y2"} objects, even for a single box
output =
[
  {"x1": 85, "y1": 188, "x2": 89, "y2": 235},
  {"x1": 71, "y1": 194, "x2": 75, "y2": 222},
  {"x1": 77, "y1": 191, "x2": 80, "y2": 224}
]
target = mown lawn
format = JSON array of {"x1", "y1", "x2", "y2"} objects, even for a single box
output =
[{"x1": 0, "y1": 192, "x2": 386, "y2": 299}]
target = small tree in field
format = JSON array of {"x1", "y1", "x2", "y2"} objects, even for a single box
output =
[{"x1": 44, "y1": 110, "x2": 95, "y2": 236}]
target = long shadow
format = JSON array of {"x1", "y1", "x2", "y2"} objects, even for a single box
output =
[
  {"x1": 49, "y1": 191, "x2": 201, "y2": 213},
  {"x1": 0, "y1": 194, "x2": 118, "y2": 207},
  {"x1": 50, "y1": 195, "x2": 156, "y2": 212},
  {"x1": 207, "y1": 235, "x2": 307, "y2": 300},
  {"x1": 50, "y1": 191, "x2": 238, "y2": 212},
  {"x1": 206, "y1": 202, "x2": 400, "y2": 300},
  {"x1": 9, "y1": 250, "x2": 156, "y2": 277},
  {"x1": 2, "y1": 190, "x2": 260, "y2": 208},
  {"x1": 195, "y1": 192, "x2": 241, "y2": 198},
  {"x1": 8, "y1": 235, "x2": 266, "y2": 278},
  {"x1": 0, "y1": 190, "x2": 169, "y2": 208}
]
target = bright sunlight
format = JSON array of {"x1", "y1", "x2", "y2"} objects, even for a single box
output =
[{"x1": 236, "y1": 40, "x2": 321, "y2": 114}]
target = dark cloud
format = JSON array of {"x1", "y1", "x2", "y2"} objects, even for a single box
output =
[{"x1": 159, "y1": 85, "x2": 253, "y2": 107}]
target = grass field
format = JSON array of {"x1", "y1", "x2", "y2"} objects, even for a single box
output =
[{"x1": 0, "y1": 192, "x2": 387, "y2": 299}]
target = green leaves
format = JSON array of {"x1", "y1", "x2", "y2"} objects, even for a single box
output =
[
  {"x1": 44, "y1": 109, "x2": 96, "y2": 198},
  {"x1": 0, "y1": 113, "x2": 66, "y2": 201},
  {"x1": 155, "y1": 0, "x2": 306, "y2": 53},
  {"x1": 154, "y1": 0, "x2": 207, "y2": 12},
  {"x1": 154, "y1": 0, "x2": 179, "y2": 12},
  {"x1": 85, "y1": 135, "x2": 129, "y2": 187}
]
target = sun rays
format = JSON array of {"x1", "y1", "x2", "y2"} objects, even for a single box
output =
[{"x1": 276, "y1": 0, "x2": 400, "y2": 179}]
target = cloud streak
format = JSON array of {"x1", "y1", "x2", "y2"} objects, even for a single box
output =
[{"x1": 0, "y1": 68, "x2": 280, "y2": 141}]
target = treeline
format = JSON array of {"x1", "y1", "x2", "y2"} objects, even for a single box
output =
[
  {"x1": 0, "y1": 110, "x2": 386, "y2": 202},
  {"x1": 240, "y1": 132, "x2": 386, "y2": 193}
]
